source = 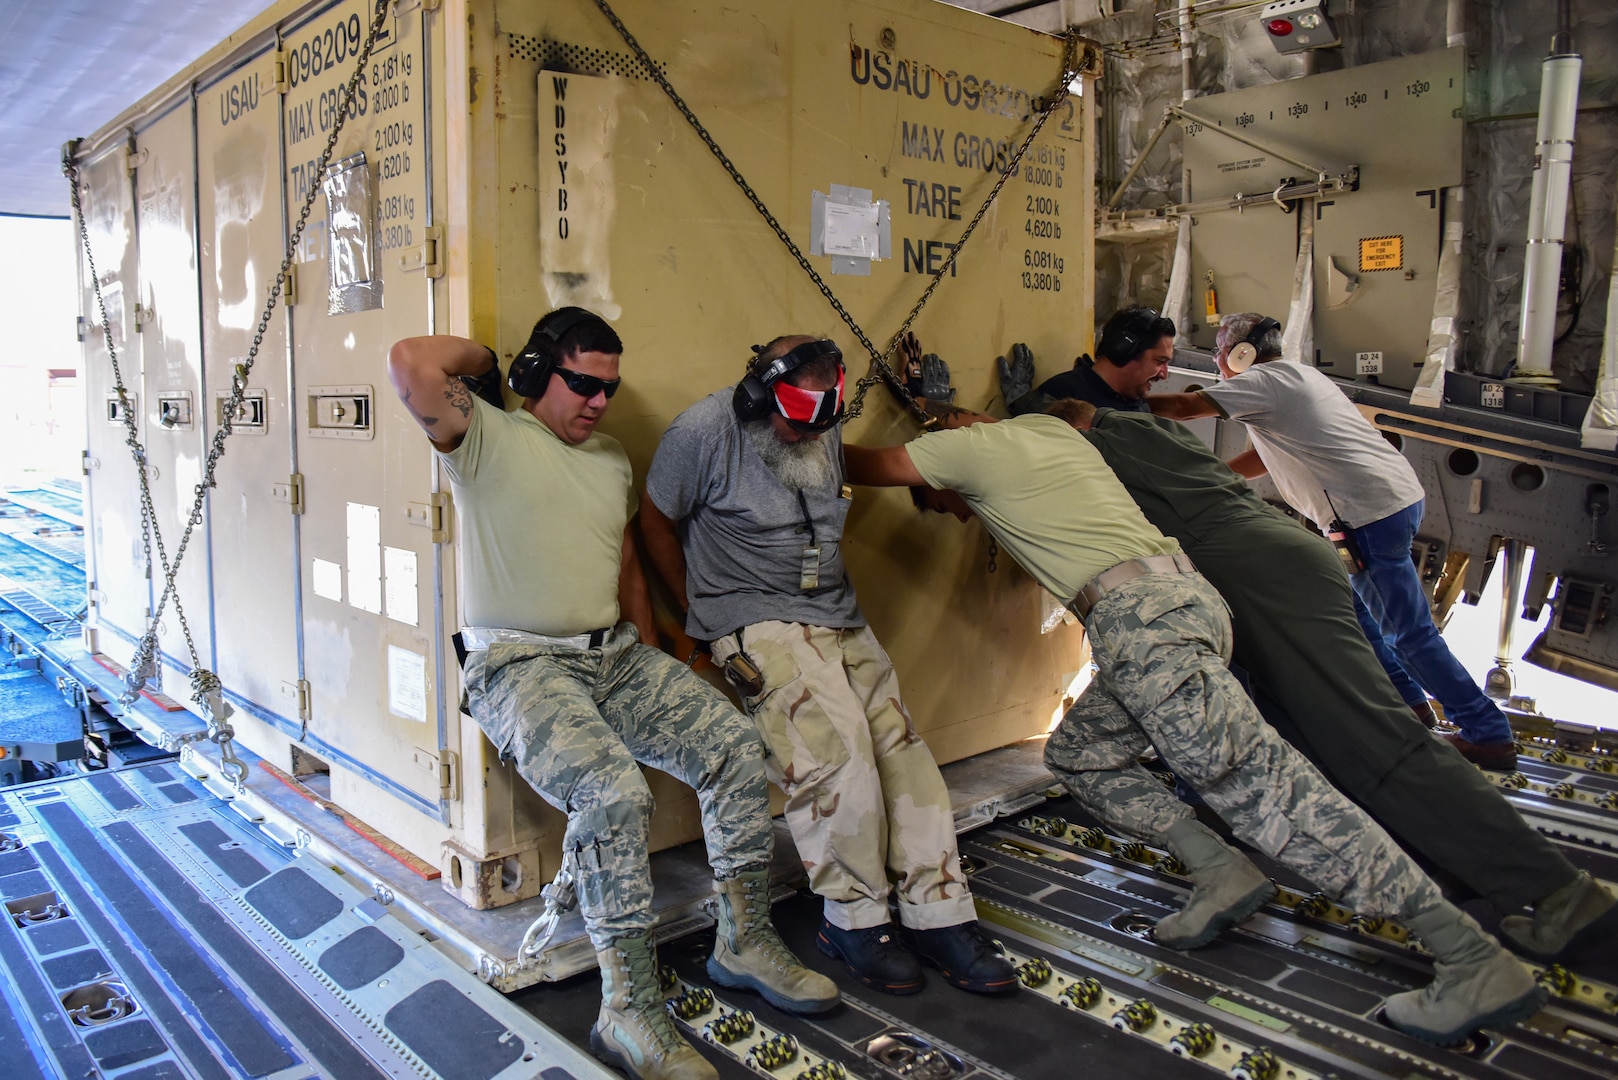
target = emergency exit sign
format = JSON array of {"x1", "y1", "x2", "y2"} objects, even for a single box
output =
[{"x1": 1360, "y1": 235, "x2": 1403, "y2": 272}]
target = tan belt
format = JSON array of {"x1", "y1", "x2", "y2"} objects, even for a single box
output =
[{"x1": 1068, "y1": 552, "x2": 1198, "y2": 622}]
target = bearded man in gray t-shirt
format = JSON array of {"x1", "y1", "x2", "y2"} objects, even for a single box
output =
[{"x1": 642, "y1": 336, "x2": 1015, "y2": 997}]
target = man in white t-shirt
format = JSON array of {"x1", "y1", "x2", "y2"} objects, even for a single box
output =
[{"x1": 1149, "y1": 313, "x2": 1518, "y2": 770}]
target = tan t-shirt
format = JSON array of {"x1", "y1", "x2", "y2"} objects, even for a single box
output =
[
  {"x1": 906, "y1": 414, "x2": 1179, "y2": 599},
  {"x1": 439, "y1": 397, "x2": 631, "y2": 635}
]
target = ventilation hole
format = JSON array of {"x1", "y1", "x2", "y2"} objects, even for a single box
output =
[
  {"x1": 507, "y1": 34, "x2": 667, "y2": 82},
  {"x1": 1381, "y1": 431, "x2": 1404, "y2": 451},
  {"x1": 449, "y1": 856, "x2": 463, "y2": 890},
  {"x1": 1447, "y1": 448, "x2": 1480, "y2": 476},
  {"x1": 1509, "y1": 462, "x2": 1545, "y2": 492},
  {"x1": 501, "y1": 857, "x2": 522, "y2": 893}
]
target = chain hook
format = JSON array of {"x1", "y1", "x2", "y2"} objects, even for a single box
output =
[{"x1": 519, "y1": 865, "x2": 579, "y2": 960}]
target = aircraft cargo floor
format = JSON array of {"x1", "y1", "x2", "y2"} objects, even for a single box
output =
[{"x1": 3, "y1": 732, "x2": 1617, "y2": 1080}]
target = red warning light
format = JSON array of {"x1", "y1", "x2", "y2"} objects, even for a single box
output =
[{"x1": 1267, "y1": 18, "x2": 1294, "y2": 36}]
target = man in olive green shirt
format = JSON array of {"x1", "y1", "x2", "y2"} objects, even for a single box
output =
[
  {"x1": 387, "y1": 309, "x2": 835, "y2": 1080},
  {"x1": 1072, "y1": 403, "x2": 1614, "y2": 963},
  {"x1": 845, "y1": 411, "x2": 1545, "y2": 1046}
]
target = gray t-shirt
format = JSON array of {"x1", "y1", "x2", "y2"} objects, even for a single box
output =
[
  {"x1": 646, "y1": 391, "x2": 863, "y2": 640},
  {"x1": 1198, "y1": 361, "x2": 1424, "y2": 530}
]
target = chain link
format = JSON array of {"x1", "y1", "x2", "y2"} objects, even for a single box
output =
[
  {"x1": 65, "y1": 0, "x2": 394, "y2": 783},
  {"x1": 590, "y1": 0, "x2": 1084, "y2": 423}
]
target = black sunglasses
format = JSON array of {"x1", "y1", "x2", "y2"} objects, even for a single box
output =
[{"x1": 553, "y1": 366, "x2": 621, "y2": 399}]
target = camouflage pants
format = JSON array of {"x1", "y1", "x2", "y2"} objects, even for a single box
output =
[
  {"x1": 1045, "y1": 573, "x2": 1441, "y2": 919},
  {"x1": 463, "y1": 623, "x2": 772, "y2": 950},
  {"x1": 713, "y1": 623, "x2": 974, "y2": 931}
]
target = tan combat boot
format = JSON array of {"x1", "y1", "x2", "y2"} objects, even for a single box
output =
[
  {"x1": 707, "y1": 870, "x2": 841, "y2": 1014},
  {"x1": 1383, "y1": 902, "x2": 1547, "y2": 1046},
  {"x1": 591, "y1": 935, "x2": 717, "y2": 1080},
  {"x1": 1154, "y1": 820, "x2": 1277, "y2": 950},
  {"x1": 1498, "y1": 871, "x2": 1618, "y2": 961}
]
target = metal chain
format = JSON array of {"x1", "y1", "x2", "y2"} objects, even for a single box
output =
[
  {"x1": 64, "y1": 0, "x2": 393, "y2": 781},
  {"x1": 590, "y1": 0, "x2": 1084, "y2": 423}
]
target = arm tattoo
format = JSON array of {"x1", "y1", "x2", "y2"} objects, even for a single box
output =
[
  {"x1": 445, "y1": 379, "x2": 473, "y2": 418},
  {"x1": 400, "y1": 388, "x2": 439, "y2": 430}
]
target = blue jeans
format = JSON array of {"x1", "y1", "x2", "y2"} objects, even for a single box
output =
[{"x1": 1348, "y1": 500, "x2": 1514, "y2": 745}]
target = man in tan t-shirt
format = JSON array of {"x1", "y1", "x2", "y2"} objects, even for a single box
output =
[
  {"x1": 845, "y1": 410, "x2": 1544, "y2": 1047},
  {"x1": 387, "y1": 309, "x2": 835, "y2": 1080}
]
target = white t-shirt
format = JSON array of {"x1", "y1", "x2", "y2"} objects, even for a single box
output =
[{"x1": 1198, "y1": 361, "x2": 1424, "y2": 530}]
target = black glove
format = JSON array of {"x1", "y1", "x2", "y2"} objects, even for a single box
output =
[
  {"x1": 461, "y1": 347, "x2": 505, "y2": 409},
  {"x1": 997, "y1": 343, "x2": 1035, "y2": 407},
  {"x1": 919, "y1": 354, "x2": 955, "y2": 404},
  {"x1": 899, "y1": 331, "x2": 924, "y2": 396}
]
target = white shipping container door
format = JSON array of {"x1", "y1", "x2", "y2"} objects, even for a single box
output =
[
  {"x1": 199, "y1": 46, "x2": 306, "y2": 725},
  {"x1": 132, "y1": 99, "x2": 215, "y2": 691},
  {"x1": 285, "y1": 0, "x2": 445, "y2": 820},
  {"x1": 79, "y1": 143, "x2": 153, "y2": 665}
]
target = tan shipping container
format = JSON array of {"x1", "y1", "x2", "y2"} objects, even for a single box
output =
[{"x1": 70, "y1": 0, "x2": 1097, "y2": 946}]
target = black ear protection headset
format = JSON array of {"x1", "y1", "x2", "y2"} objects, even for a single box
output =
[
  {"x1": 507, "y1": 307, "x2": 604, "y2": 399},
  {"x1": 732, "y1": 339, "x2": 844, "y2": 426},
  {"x1": 1224, "y1": 316, "x2": 1282, "y2": 374},
  {"x1": 1097, "y1": 308, "x2": 1176, "y2": 365}
]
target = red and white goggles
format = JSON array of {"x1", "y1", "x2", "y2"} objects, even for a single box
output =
[{"x1": 773, "y1": 366, "x2": 845, "y2": 432}]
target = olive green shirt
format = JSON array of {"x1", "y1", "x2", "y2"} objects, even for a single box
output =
[
  {"x1": 906, "y1": 414, "x2": 1179, "y2": 600},
  {"x1": 439, "y1": 397, "x2": 630, "y2": 635},
  {"x1": 1081, "y1": 409, "x2": 1277, "y2": 543}
]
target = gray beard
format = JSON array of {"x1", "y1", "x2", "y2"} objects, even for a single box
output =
[{"x1": 744, "y1": 421, "x2": 835, "y2": 491}]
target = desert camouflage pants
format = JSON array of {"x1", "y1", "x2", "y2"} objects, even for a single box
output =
[
  {"x1": 463, "y1": 624, "x2": 771, "y2": 950},
  {"x1": 713, "y1": 623, "x2": 975, "y2": 931},
  {"x1": 1045, "y1": 572, "x2": 1442, "y2": 920}
]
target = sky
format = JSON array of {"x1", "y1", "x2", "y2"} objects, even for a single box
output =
[{"x1": 0, "y1": 215, "x2": 82, "y2": 485}]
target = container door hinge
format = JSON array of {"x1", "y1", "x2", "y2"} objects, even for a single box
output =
[
  {"x1": 406, "y1": 492, "x2": 451, "y2": 543},
  {"x1": 398, "y1": 225, "x2": 445, "y2": 278},
  {"x1": 125, "y1": 146, "x2": 148, "y2": 175},
  {"x1": 283, "y1": 264, "x2": 298, "y2": 307},
  {"x1": 296, "y1": 679, "x2": 311, "y2": 722},
  {"x1": 272, "y1": 473, "x2": 305, "y2": 515},
  {"x1": 438, "y1": 750, "x2": 460, "y2": 800},
  {"x1": 76, "y1": 315, "x2": 87, "y2": 342},
  {"x1": 412, "y1": 747, "x2": 460, "y2": 801},
  {"x1": 272, "y1": 50, "x2": 289, "y2": 94},
  {"x1": 133, "y1": 303, "x2": 152, "y2": 332}
]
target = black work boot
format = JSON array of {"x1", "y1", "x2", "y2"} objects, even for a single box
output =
[
  {"x1": 816, "y1": 918, "x2": 922, "y2": 995},
  {"x1": 906, "y1": 921, "x2": 1019, "y2": 994}
]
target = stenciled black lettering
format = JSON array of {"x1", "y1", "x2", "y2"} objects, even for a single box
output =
[{"x1": 849, "y1": 46, "x2": 870, "y2": 86}]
